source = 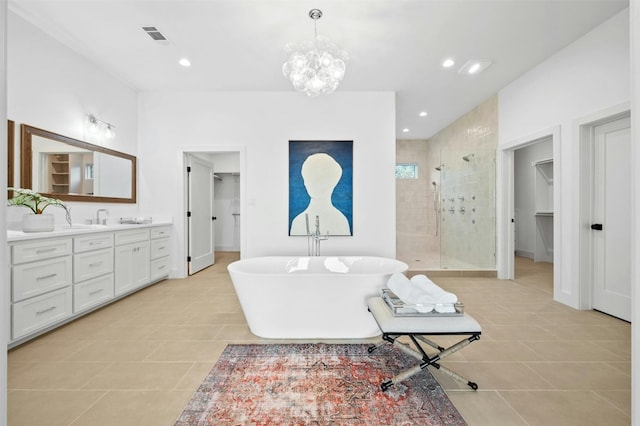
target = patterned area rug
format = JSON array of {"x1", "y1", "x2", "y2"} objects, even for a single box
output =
[{"x1": 175, "y1": 343, "x2": 466, "y2": 425}]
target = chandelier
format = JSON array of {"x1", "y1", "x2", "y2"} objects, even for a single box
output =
[{"x1": 282, "y1": 9, "x2": 348, "y2": 97}]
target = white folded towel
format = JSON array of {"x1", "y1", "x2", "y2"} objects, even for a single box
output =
[{"x1": 386, "y1": 273, "x2": 458, "y2": 313}]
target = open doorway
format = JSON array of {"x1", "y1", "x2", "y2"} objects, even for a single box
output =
[
  {"x1": 176, "y1": 147, "x2": 245, "y2": 279},
  {"x1": 496, "y1": 125, "x2": 560, "y2": 295},
  {"x1": 513, "y1": 137, "x2": 554, "y2": 282}
]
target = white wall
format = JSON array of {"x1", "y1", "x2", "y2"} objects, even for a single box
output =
[
  {"x1": 209, "y1": 152, "x2": 240, "y2": 173},
  {"x1": 1, "y1": 3, "x2": 8, "y2": 425},
  {"x1": 514, "y1": 138, "x2": 553, "y2": 258},
  {"x1": 7, "y1": 11, "x2": 139, "y2": 225},
  {"x1": 138, "y1": 91, "x2": 396, "y2": 277},
  {"x1": 499, "y1": 8, "x2": 630, "y2": 307},
  {"x1": 631, "y1": 2, "x2": 639, "y2": 423}
]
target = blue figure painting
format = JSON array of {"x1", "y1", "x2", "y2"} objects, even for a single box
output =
[{"x1": 289, "y1": 140, "x2": 353, "y2": 236}]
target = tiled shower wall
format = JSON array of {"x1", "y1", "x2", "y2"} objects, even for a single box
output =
[{"x1": 396, "y1": 95, "x2": 498, "y2": 270}]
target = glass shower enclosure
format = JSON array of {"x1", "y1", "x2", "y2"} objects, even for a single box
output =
[
  {"x1": 397, "y1": 147, "x2": 495, "y2": 271},
  {"x1": 435, "y1": 149, "x2": 495, "y2": 269}
]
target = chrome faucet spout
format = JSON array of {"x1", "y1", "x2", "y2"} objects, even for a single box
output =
[{"x1": 96, "y1": 208, "x2": 109, "y2": 225}]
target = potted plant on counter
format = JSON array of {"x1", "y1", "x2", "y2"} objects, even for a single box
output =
[{"x1": 7, "y1": 187, "x2": 72, "y2": 232}]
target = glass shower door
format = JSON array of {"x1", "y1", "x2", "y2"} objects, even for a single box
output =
[{"x1": 439, "y1": 149, "x2": 495, "y2": 269}]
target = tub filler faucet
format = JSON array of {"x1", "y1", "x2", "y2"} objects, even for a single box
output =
[{"x1": 306, "y1": 214, "x2": 329, "y2": 256}]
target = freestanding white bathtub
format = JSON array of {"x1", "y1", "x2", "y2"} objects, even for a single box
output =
[{"x1": 227, "y1": 256, "x2": 408, "y2": 339}]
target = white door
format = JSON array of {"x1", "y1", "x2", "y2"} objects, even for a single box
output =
[
  {"x1": 592, "y1": 116, "x2": 631, "y2": 321},
  {"x1": 187, "y1": 155, "x2": 215, "y2": 275}
]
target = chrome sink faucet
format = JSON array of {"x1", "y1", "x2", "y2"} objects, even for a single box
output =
[{"x1": 95, "y1": 208, "x2": 109, "y2": 225}]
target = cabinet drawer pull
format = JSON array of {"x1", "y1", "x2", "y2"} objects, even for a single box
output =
[
  {"x1": 158, "y1": 265, "x2": 166, "y2": 270},
  {"x1": 36, "y1": 306, "x2": 57, "y2": 315},
  {"x1": 158, "y1": 246, "x2": 165, "y2": 250},
  {"x1": 89, "y1": 289, "x2": 104, "y2": 296},
  {"x1": 89, "y1": 241, "x2": 102, "y2": 246},
  {"x1": 89, "y1": 262, "x2": 103, "y2": 268},
  {"x1": 36, "y1": 248, "x2": 57, "y2": 254},
  {"x1": 36, "y1": 273, "x2": 57, "y2": 281}
]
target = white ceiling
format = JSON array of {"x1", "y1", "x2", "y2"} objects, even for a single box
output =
[{"x1": 9, "y1": 0, "x2": 628, "y2": 139}]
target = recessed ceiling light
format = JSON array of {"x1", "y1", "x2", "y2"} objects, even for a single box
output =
[
  {"x1": 458, "y1": 59, "x2": 492, "y2": 75},
  {"x1": 179, "y1": 58, "x2": 191, "y2": 67},
  {"x1": 419, "y1": 111, "x2": 428, "y2": 117},
  {"x1": 402, "y1": 128, "x2": 410, "y2": 133},
  {"x1": 442, "y1": 58, "x2": 455, "y2": 68}
]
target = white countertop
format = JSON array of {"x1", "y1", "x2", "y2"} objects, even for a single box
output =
[{"x1": 7, "y1": 221, "x2": 173, "y2": 242}]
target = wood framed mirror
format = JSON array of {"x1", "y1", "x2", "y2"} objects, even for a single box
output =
[{"x1": 20, "y1": 124, "x2": 136, "y2": 203}]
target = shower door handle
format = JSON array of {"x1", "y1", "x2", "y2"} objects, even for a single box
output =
[{"x1": 591, "y1": 224, "x2": 603, "y2": 231}]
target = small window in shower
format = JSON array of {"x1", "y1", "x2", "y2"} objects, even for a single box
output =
[{"x1": 395, "y1": 163, "x2": 418, "y2": 179}]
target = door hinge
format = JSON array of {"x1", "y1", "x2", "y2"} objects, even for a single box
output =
[
  {"x1": 591, "y1": 223, "x2": 603, "y2": 231},
  {"x1": 187, "y1": 256, "x2": 191, "y2": 262},
  {"x1": 187, "y1": 166, "x2": 191, "y2": 173},
  {"x1": 212, "y1": 216, "x2": 217, "y2": 221},
  {"x1": 187, "y1": 211, "x2": 191, "y2": 217}
]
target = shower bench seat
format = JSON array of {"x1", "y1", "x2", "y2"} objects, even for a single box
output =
[{"x1": 366, "y1": 296, "x2": 482, "y2": 391}]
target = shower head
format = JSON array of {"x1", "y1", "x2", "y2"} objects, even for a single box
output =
[{"x1": 462, "y1": 154, "x2": 475, "y2": 162}]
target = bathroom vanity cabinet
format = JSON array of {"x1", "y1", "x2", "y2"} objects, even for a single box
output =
[
  {"x1": 7, "y1": 223, "x2": 172, "y2": 347},
  {"x1": 73, "y1": 232, "x2": 115, "y2": 313},
  {"x1": 150, "y1": 227, "x2": 171, "y2": 281},
  {"x1": 11, "y1": 238, "x2": 74, "y2": 341},
  {"x1": 114, "y1": 228, "x2": 151, "y2": 296}
]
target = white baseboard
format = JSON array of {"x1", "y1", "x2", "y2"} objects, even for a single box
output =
[{"x1": 515, "y1": 250, "x2": 534, "y2": 259}]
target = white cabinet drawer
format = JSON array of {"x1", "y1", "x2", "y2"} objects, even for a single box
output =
[
  {"x1": 12, "y1": 256, "x2": 73, "y2": 302},
  {"x1": 74, "y1": 248, "x2": 114, "y2": 283},
  {"x1": 150, "y1": 256, "x2": 171, "y2": 281},
  {"x1": 74, "y1": 274, "x2": 114, "y2": 313},
  {"x1": 150, "y1": 237, "x2": 170, "y2": 260},
  {"x1": 74, "y1": 233, "x2": 114, "y2": 253},
  {"x1": 12, "y1": 286, "x2": 73, "y2": 339},
  {"x1": 12, "y1": 238, "x2": 72, "y2": 264},
  {"x1": 115, "y1": 228, "x2": 150, "y2": 246},
  {"x1": 150, "y1": 226, "x2": 171, "y2": 240}
]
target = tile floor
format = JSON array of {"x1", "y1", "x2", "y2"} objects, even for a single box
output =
[{"x1": 7, "y1": 253, "x2": 631, "y2": 425}]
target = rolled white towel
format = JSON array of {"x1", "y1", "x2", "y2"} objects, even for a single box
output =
[
  {"x1": 435, "y1": 304, "x2": 457, "y2": 314},
  {"x1": 386, "y1": 273, "x2": 434, "y2": 313},
  {"x1": 386, "y1": 273, "x2": 415, "y2": 302},
  {"x1": 410, "y1": 275, "x2": 458, "y2": 312}
]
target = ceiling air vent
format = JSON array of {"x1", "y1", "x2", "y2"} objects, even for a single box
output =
[{"x1": 142, "y1": 26, "x2": 169, "y2": 43}]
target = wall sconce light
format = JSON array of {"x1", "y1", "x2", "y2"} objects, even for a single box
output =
[{"x1": 87, "y1": 114, "x2": 116, "y2": 139}]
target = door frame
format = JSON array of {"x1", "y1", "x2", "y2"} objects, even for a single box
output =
[
  {"x1": 497, "y1": 125, "x2": 560, "y2": 286},
  {"x1": 175, "y1": 146, "x2": 246, "y2": 279},
  {"x1": 577, "y1": 103, "x2": 630, "y2": 310}
]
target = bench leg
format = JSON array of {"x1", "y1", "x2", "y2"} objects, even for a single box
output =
[{"x1": 379, "y1": 333, "x2": 480, "y2": 391}]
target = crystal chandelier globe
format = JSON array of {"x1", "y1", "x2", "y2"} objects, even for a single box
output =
[{"x1": 282, "y1": 9, "x2": 348, "y2": 97}]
